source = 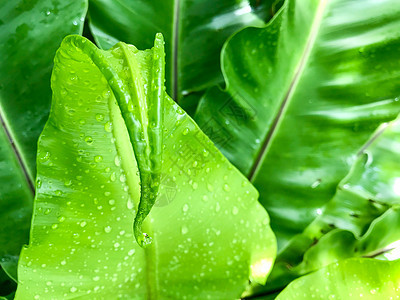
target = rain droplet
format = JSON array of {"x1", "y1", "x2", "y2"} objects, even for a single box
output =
[
  {"x1": 182, "y1": 128, "x2": 189, "y2": 135},
  {"x1": 120, "y1": 174, "x2": 126, "y2": 182},
  {"x1": 110, "y1": 172, "x2": 116, "y2": 181},
  {"x1": 181, "y1": 226, "x2": 189, "y2": 235},
  {"x1": 94, "y1": 155, "x2": 103, "y2": 162},
  {"x1": 104, "y1": 122, "x2": 112, "y2": 132},
  {"x1": 127, "y1": 199, "x2": 134, "y2": 210},
  {"x1": 85, "y1": 136, "x2": 93, "y2": 145},
  {"x1": 96, "y1": 114, "x2": 104, "y2": 122},
  {"x1": 223, "y1": 184, "x2": 230, "y2": 192},
  {"x1": 232, "y1": 206, "x2": 239, "y2": 215},
  {"x1": 182, "y1": 204, "x2": 189, "y2": 212},
  {"x1": 104, "y1": 226, "x2": 112, "y2": 233}
]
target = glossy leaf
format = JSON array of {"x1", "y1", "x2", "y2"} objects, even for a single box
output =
[
  {"x1": 0, "y1": 267, "x2": 16, "y2": 298},
  {"x1": 195, "y1": 0, "x2": 400, "y2": 250},
  {"x1": 88, "y1": 0, "x2": 274, "y2": 108},
  {"x1": 253, "y1": 117, "x2": 400, "y2": 294},
  {"x1": 14, "y1": 35, "x2": 276, "y2": 299},
  {"x1": 0, "y1": 0, "x2": 88, "y2": 286},
  {"x1": 276, "y1": 258, "x2": 400, "y2": 299}
]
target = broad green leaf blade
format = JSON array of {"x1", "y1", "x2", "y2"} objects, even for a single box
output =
[
  {"x1": 15, "y1": 35, "x2": 276, "y2": 299},
  {"x1": 88, "y1": 0, "x2": 271, "y2": 107},
  {"x1": 276, "y1": 258, "x2": 400, "y2": 300},
  {"x1": 195, "y1": 0, "x2": 400, "y2": 250},
  {"x1": 0, "y1": 0, "x2": 88, "y2": 281},
  {"x1": 260, "y1": 117, "x2": 400, "y2": 294},
  {"x1": 0, "y1": 0, "x2": 88, "y2": 180},
  {"x1": 0, "y1": 125, "x2": 32, "y2": 272},
  {"x1": 0, "y1": 266, "x2": 16, "y2": 298}
]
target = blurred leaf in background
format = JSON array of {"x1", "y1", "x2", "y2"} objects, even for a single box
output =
[
  {"x1": 88, "y1": 0, "x2": 279, "y2": 113},
  {"x1": 0, "y1": 0, "x2": 88, "y2": 293}
]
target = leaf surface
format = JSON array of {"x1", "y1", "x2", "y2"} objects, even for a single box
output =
[
  {"x1": 88, "y1": 0, "x2": 274, "y2": 107},
  {"x1": 275, "y1": 258, "x2": 400, "y2": 299},
  {"x1": 14, "y1": 35, "x2": 276, "y2": 299},
  {"x1": 0, "y1": 0, "x2": 88, "y2": 285},
  {"x1": 251, "y1": 116, "x2": 400, "y2": 295},
  {"x1": 195, "y1": 0, "x2": 400, "y2": 250}
]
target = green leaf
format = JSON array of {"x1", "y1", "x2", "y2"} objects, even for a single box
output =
[
  {"x1": 254, "y1": 116, "x2": 400, "y2": 294},
  {"x1": 0, "y1": 0, "x2": 88, "y2": 283},
  {"x1": 195, "y1": 0, "x2": 400, "y2": 250},
  {"x1": 87, "y1": 0, "x2": 273, "y2": 108},
  {"x1": 0, "y1": 266, "x2": 16, "y2": 298},
  {"x1": 275, "y1": 258, "x2": 400, "y2": 299},
  {"x1": 14, "y1": 35, "x2": 276, "y2": 299}
]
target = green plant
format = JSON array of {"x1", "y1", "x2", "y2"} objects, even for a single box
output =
[{"x1": 1, "y1": 0, "x2": 400, "y2": 299}]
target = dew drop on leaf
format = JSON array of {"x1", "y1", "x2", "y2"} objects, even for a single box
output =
[
  {"x1": 181, "y1": 226, "x2": 189, "y2": 235},
  {"x1": 95, "y1": 113, "x2": 104, "y2": 122},
  {"x1": 104, "y1": 121, "x2": 112, "y2": 132},
  {"x1": 85, "y1": 136, "x2": 93, "y2": 145}
]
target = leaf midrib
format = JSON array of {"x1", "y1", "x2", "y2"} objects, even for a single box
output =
[
  {"x1": 248, "y1": 0, "x2": 328, "y2": 181},
  {"x1": 0, "y1": 105, "x2": 34, "y2": 195}
]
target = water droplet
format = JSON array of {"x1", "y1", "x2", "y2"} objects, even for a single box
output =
[
  {"x1": 80, "y1": 221, "x2": 87, "y2": 227},
  {"x1": 232, "y1": 206, "x2": 239, "y2": 215},
  {"x1": 114, "y1": 156, "x2": 121, "y2": 166},
  {"x1": 311, "y1": 179, "x2": 321, "y2": 189},
  {"x1": 202, "y1": 195, "x2": 208, "y2": 201},
  {"x1": 215, "y1": 202, "x2": 221, "y2": 212},
  {"x1": 93, "y1": 276, "x2": 100, "y2": 281},
  {"x1": 60, "y1": 260, "x2": 66, "y2": 265},
  {"x1": 114, "y1": 242, "x2": 120, "y2": 248},
  {"x1": 85, "y1": 136, "x2": 93, "y2": 145},
  {"x1": 58, "y1": 216, "x2": 66, "y2": 222},
  {"x1": 181, "y1": 226, "x2": 189, "y2": 235},
  {"x1": 110, "y1": 172, "x2": 116, "y2": 181},
  {"x1": 142, "y1": 233, "x2": 152, "y2": 246},
  {"x1": 127, "y1": 199, "x2": 134, "y2": 210},
  {"x1": 104, "y1": 122, "x2": 112, "y2": 132},
  {"x1": 108, "y1": 199, "x2": 115, "y2": 205},
  {"x1": 182, "y1": 128, "x2": 189, "y2": 135},
  {"x1": 104, "y1": 226, "x2": 112, "y2": 233},
  {"x1": 44, "y1": 208, "x2": 51, "y2": 215},
  {"x1": 96, "y1": 114, "x2": 104, "y2": 122},
  {"x1": 223, "y1": 184, "x2": 230, "y2": 192},
  {"x1": 182, "y1": 204, "x2": 189, "y2": 212},
  {"x1": 39, "y1": 151, "x2": 51, "y2": 163},
  {"x1": 120, "y1": 174, "x2": 126, "y2": 182},
  {"x1": 94, "y1": 155, "x2": 103, "y2": 162},
  {"x1": 128, "y1": 249, "x2": 135, "y2": 256},
  {"x1": 51, "y1": 224, "x2": 58, "y2": 229},
  {"x1": 70, "y1": 287, "x2": 77, "y2": 293}
]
